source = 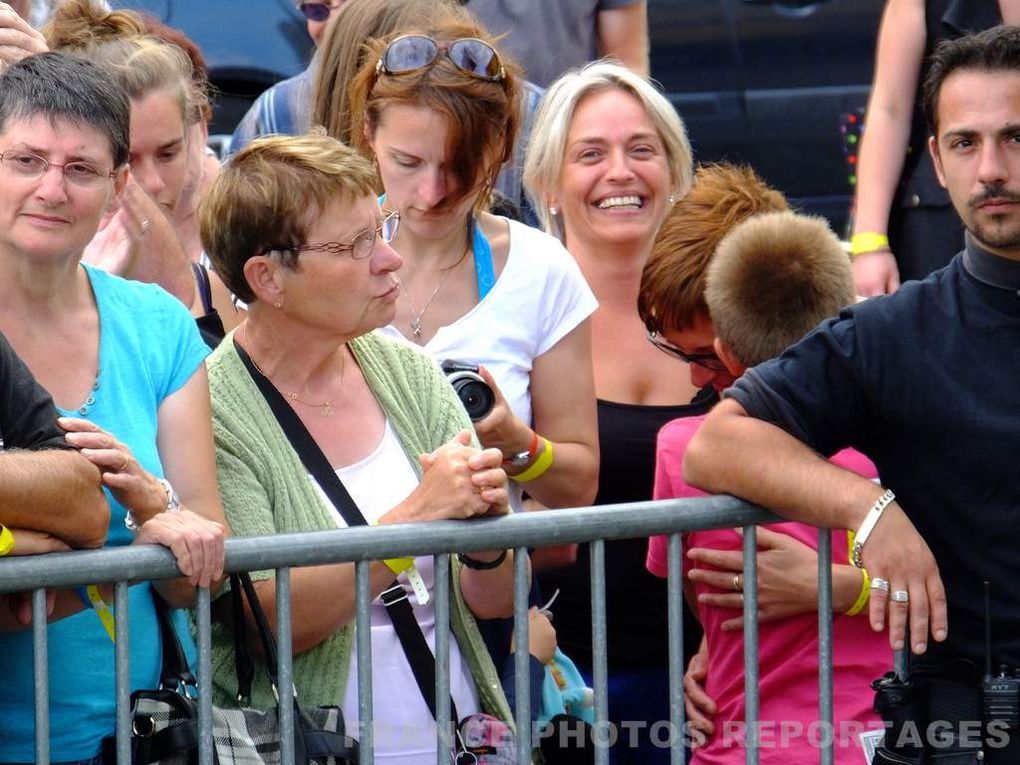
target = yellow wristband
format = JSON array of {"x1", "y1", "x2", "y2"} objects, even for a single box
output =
[
  {"x1": 850, "y1": 232, "x2": 890, "y2": 257},
  {"x1": 514, "y1": 437, "x2": 554, "y2": 483},
  {"x1": 0, "y1": 525, "x2": 14, "y2": 556},
  {"x1": 845, "y1": 567, "x2": 870, "y2": 616},
  {"x1": 383, "y1": 557, "x2": 414, "y2": 575}
]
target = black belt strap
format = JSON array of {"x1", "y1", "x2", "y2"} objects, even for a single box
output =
[{"x1": 235, "y1": 338, "x2": 462, "y2": 726}]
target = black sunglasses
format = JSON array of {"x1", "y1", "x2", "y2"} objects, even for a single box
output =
[
  {"x1": 377, "y1": 34, "x2": 505, "y2": 83},
  {"x1": 297, "y1": 2, "x2": 343, "y2": 23},
  {"x1": 647, "y1": 331, "x2": 729, "y2": 372}
]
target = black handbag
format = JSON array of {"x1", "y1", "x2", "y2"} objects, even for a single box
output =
[{"x1": 102, "y1": 582, "x2": 358, "y2": 765}]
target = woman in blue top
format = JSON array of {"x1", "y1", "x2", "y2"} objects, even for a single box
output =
[{"x1": 0, "y1": 53, "x2": 226, "y2": 764}]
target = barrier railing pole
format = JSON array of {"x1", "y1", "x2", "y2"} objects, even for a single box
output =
[
  {"x1": 114, "y1": 581, "x2": 131, "y2": 765},
  {"x1": 591, "y1": 539, "x2": 609, "y2": 765},
  {"x1": 276, "y1": 568, "x2": 295, "y2": 765},
  {"x1": 196, "y1": 586, "x2": 214, "y2": 765},
  {"x1": 667, "y1": 533, "x2": 686, "y2": 765},
  {"x1": 355, "y1": 560, "x2": 375, "y2": 764},
  {"x1": 817, "y1": 530, "x2": 834, "y2": 765},
  {"x1": 32, "y1": 587, "x2": 50, "y2": 765},
  {"x1": 514, "y1": 547, "x2": 531, "y2": 763},
  {"x1": 742, "y1": 527, "x2": 759, "y2": 765},
  {"x1": 435, "y1": 553, "x2": 452, "y2": 761}
]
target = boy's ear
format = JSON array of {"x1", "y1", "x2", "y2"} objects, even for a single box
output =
[{"x1": 714, "y1": 337, "x2": 746, "y2": 377}]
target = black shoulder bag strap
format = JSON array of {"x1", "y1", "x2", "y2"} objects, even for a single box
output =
[{"x1": 233, "y1": 339, "x2": 461, "y2": 727}]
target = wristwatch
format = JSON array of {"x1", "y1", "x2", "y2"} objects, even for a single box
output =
[
  {"x1": 504, "y1": 431, "x2": 540, "y2": 469},
  {"x1": 125, "y1": 478, "x2": 182, "y2": 531}
]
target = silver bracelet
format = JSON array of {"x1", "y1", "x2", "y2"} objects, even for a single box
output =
[{"x1": 850, "y1": 489, "x2": 896, "y2": 568}]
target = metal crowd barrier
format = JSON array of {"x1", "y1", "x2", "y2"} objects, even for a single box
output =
[{"x1": 0, "y1": 495, "x2": 856, "y2": 765}]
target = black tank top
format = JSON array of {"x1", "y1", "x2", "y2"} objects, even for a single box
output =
[{"x1": 538, "y1": 388, "x2": 716, "y2": 670}]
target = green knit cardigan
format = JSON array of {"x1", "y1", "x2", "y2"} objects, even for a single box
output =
[{"x1": 206, "y1": 329, "x2": 512, "y2": 722}]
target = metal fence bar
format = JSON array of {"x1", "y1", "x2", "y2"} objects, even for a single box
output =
[
  {"x1": 114, "y1": 581, "x2": 131, "y2": 765},
  {"x1": 434, "y1": 553, "x2": 452, "y2": 762},
  {"x1": 196, "y1": 586, "x2": 214, "y2": 765},
  {"x1": 817, "y1": 531, "x2": 834, "y2": 765},
  {"x1": 591, "y1": 539, "x2": 609, "y2": 765},
  {"x1": 32, "y1": 587, "x2": 49, "y2": 765},
  {"x1": 513, "y1": 547, "x2": 531, "y2": 763},
  {"x1": 742, "y1": 526, "x2": 759, "y2": 765},
  {"x1": 0, "y1": 499, "x2": 783, "y2": 595},
  {"x1": 355, "y1": 560, "x2": 374, "y2": 764},
  {"x1": 276, "y1": 568, "x2": 295, "y2": 765},
  {"x1": 666, "y1": 533, "x2": 686, "y2": 765}
]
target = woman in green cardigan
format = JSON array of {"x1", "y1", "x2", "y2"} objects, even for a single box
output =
[{"x1": 199, "y1": 133, "x2": 517, "y2": 757}]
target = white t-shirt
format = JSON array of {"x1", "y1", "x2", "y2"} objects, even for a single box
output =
[
  {"x1": 312, "y1": 421, "x2": 481, "y2": 763},
  {"x1": 379, "y1": 218, "x2": 598, "y2": 509}
]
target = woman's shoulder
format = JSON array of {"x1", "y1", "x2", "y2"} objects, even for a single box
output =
[
  {"x1": 352, "y1": 330, "x2": 442, "y2": 384},
  {"x1": 85, "y1": 264, "x2": 188, "y2": 318}
]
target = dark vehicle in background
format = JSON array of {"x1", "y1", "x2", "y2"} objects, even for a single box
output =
[{"x1": 113, "y1": 0, "x2": 884, "y2": 232}]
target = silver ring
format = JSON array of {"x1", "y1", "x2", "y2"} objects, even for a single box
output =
[
  {"x1": 733, "y1": 574, "x2": 741, "y2": 592},
  {"x1": 890, "y1": 590, "x2": 909, "y2": 603},
  {"x1": 140, "y1": 219, "x2": 152, "y2": 235},
  {"x1": 870, "y1": 576, "x2": 890, "y2": 592}
]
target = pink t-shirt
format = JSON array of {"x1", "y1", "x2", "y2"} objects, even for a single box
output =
[{"x1": 647, "y1": 415, "x2": 891, "y2": 765}]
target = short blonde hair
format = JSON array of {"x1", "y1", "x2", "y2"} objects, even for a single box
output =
[
  {"x1": 706, "y1": 211, "x2": 855, "y2": 367},
  {"x1": 199, "y1": 133, "x2": 378, "y2": 304},
  {"x1": 523, "y1": 61, "x2": 693, "y2": 235}
]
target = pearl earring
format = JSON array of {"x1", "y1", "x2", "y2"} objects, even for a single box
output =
[
  {"x1": 668, "y1": 193, "x2": 677, "y2": 204},
  {"x1": 549, "y1": 204, "x2": 559, "y2": 216},
  {"x1": 273, "y1": 301, "x2": 282, "y2": 309}
]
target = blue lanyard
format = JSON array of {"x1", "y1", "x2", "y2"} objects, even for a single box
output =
[{"x1": 471, "y1": 216, "x2": 495, "y2": 301}]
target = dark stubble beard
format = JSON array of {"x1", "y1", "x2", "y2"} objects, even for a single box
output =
[{"x1": 967, "y1": 182, "x2": 1020, "y2": 252}]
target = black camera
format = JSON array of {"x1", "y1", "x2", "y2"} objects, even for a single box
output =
[{"x1": 441, "y1": 360, "x2": 495, "y2": 422}]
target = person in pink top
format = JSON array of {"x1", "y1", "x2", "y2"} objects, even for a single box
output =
[{"x1": 639, "y1": 188, "x2": 891, "y2": 762}]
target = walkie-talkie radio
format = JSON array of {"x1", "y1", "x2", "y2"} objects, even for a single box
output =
[{"x1": 982, "y1": 581, "x2": 1020, "y2": 756}]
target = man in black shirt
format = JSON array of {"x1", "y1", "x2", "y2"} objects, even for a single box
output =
[
  {"x1": 684, "y1": 25, "x2": 1020, "y2": 762},
  {"x1": 0, "y1": 332, "x2": 109, "y2": 552}
]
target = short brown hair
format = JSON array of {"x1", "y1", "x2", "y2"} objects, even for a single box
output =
[
  {"x1": 199, "y1": 133, "x2": 378, "y2": 304},
  {"x1": 349, "y1": 17, "x2": 522, "y2": 211},
  {"x1": 312, "y1": 0, "x2": 469, "y2": 147},
  {"x1": 639, "y1": 163, "x2": 788, "y2": 334},
  {"x1": 706, "y1": 211, "x2": 855, "y2": 367}
]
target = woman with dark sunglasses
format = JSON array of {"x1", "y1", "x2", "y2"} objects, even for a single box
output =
[{"x1": 345, "y1": 18, "x2": 600, "y2": 520}]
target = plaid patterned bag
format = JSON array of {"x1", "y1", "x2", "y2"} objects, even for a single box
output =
[{"x1": 105, "y1": 578, "x2": 358, "y2": 764}]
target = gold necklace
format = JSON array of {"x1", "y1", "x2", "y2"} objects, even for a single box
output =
[
  {"x1": 405, "y1": 245, "x2": 472, "y2": 340},
  {"x1": 242, "y1": 326, "x2": 344, "y2": 417}
]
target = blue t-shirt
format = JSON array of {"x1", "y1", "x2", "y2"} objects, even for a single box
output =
[{"x1": 0, "y1": 265, "x2": 210, "y2": 761}]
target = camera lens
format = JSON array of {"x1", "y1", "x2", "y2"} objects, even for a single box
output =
[{"x1": 451, "y1": 376, "x2": 495, "y2": 421}]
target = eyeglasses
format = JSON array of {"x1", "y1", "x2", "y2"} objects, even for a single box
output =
[
  {"x1": 297, "y1": 1, "x2": 343, "y2": 22},
  {"x1": 267, "y1": 211, "x2": 400, "y2": 260},
  {"x1": 647, "y1": 330, "x2": 729, "y2": 372},
  {"x1": 377, "y1": 35, "x2": 505, "y2": 83},
  {"x1": 0, "y1": 150, "x2": 116, "y2": 189}
]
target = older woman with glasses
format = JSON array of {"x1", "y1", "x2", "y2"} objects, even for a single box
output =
[
  {"x1": 0, "y1": 51, "x2": 225, "y2": 765},
  {"x1": 343, "y1": 14, "x2": 599, "y2": 519},
  {"x1": 201, "y1": 133, "x2": 517, "y2": 759}
]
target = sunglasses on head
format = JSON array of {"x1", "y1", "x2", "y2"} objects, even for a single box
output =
[
  {"x1": 297, "y1": 1, "x2": 343, "y2": 23},
  {"x1": 377, "y1": 34, "x2": 505, "y2": 83}
]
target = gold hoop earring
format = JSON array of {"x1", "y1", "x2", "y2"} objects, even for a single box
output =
[{"x1": 273, "y1": 301, "x2": 282, "y2": 309}]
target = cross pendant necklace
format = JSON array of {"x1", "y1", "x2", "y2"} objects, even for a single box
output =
[{"x1": 405, "y1": 244, "x2": 471, "y2": 340}]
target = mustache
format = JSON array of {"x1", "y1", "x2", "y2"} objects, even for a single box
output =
[{"x1": 969, "y1": 183, "x2": 1020, "y2": 208}]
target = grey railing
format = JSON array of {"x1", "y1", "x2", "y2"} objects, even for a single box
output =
[{"x1": 0, "y1": 495, "x2": 851, "y2": 765}]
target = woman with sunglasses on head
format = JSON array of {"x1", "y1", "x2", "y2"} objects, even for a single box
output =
[
  {"x1": 345, "y1": 17, "x2": 600, "y2": 520},
  {"x1": 201, "y1": 133, "x2": 516, "y2": 759},
  {"x1": 46, "y1": 0, "x2": 241, "y2": 344},
  {"x1": 522, "y1": 62, "x2": 713, "y2": 763}
]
